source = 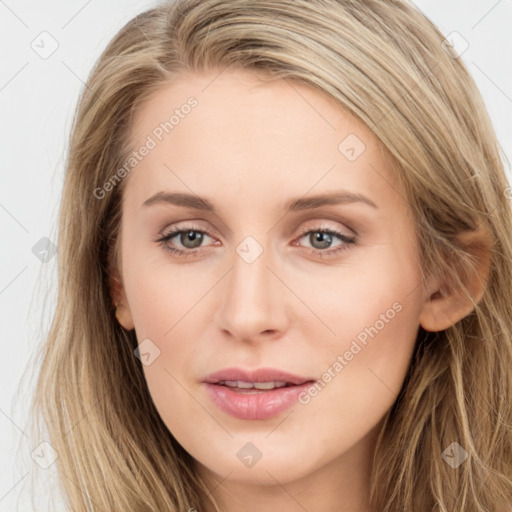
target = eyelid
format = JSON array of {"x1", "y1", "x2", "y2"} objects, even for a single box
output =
[
  {"x1": 295, "y1": 219, "x2": 355, "y2": 237},
  {"x1": 158, "y1": 220, "x2": 217, "y2": 237},
  {"x1": 297, "y1": 211, "x2": 364, "y2": 237}
]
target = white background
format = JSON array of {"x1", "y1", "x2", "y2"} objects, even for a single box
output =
[{"x1": 1, "y1": 0, "x2": 511, "y2": 510}]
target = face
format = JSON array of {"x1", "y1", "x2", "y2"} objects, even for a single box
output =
[{"x1": 114, "y1": 68, "x2": 428, "y2": 494}]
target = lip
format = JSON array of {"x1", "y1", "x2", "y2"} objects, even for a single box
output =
[
  {"x1": 203, "y1": 367, "x2": 317, "y2": 420},
  {"x1": 203, "y1": 367, "x2": 314, "y2": 386}
]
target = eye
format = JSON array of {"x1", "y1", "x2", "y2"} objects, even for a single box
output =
[
  {"x1": 156, "y1": 225, "x2": 216, "y2": 256},
  {"x1": 293, "y1": 225, "x2": 357, "y2": 258}
]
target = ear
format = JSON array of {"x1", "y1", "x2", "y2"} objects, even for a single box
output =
[
  {"x1": 419, "y1": 223, "x2": 492, "y2": 332},
  {"x1": 109, "y1": 268, "x2": 135, "y2": 331}
]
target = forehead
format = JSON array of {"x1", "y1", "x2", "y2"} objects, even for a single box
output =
[{"x1": 123, "y1": 69, "x2": 401, "y2": 214}]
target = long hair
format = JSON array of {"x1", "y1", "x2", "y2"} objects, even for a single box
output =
[{"x1": 29, "y1": 0, "x2": 512, "y2": 510}]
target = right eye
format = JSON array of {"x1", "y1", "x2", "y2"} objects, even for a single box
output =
[{"x1": 156, "y1": 226, "x2": 217, "y2": 256}]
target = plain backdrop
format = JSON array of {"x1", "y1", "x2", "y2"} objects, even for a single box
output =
[{"x1": 1, "y1": 0, "x2": 511, "y2": 510}]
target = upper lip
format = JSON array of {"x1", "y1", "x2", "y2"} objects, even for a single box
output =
[{"x1": 203, "y1": 367, "x2": 316, "y2": 386}]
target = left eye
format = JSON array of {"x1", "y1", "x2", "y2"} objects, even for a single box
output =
[{"x1": 297, "y1": 229, "x2": 353, "y2": 251}]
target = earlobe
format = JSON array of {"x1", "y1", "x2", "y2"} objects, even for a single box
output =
[
  {"x1": 109, "y1": 271, "x2": 135, "y2": 331},
  {"x1": 114, "y1": 302, "x2": 135, "y2": 331},
  {"x1": 419, "y1": 223, "x2": 492, "y2": 333}
]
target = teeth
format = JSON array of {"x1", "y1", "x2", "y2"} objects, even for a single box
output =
[{"x1": 220, "y1": 380, "x2": 290, "y2": 390}]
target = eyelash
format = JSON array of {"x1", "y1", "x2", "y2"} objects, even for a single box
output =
[{"x1": 155, "y1": 224, "x2": 357, "y2": 259}]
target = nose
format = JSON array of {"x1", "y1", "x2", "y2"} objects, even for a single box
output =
[{"x1": 213, "y1": 240, "x2": 290, "y2": 343}]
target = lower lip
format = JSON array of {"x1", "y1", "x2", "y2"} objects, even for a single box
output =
[{"x1": 204, "y1": 382, "x2": 313, "y2": 420}]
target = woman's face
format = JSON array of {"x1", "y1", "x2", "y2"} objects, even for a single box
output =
[{"x1": 114, "y1": 68, "x2": 428, "y2": 503}]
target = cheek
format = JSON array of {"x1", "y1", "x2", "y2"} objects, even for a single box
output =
[
  {"x1": 301, "y1": 250, "x2": 420, "y2": 346},
  {"x1": 289, "y1": 294, "x2": 420, "y2": 461},
  {"x1": 122, "y1": 253, "x2": 218, "y2": 409},
  {"x1": 123, "y1": 247, "x2": 221, "y2": 340},
  {"x1": 299, "y1": 244, "x2": 422, "y2": 394}
]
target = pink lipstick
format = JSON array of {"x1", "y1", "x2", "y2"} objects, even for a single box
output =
[{"x1": 203, "y1": 367, "x2": 316, "y2": 420}]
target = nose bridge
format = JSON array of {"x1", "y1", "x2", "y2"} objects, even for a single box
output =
[{"x1": 214, "y1": 235, "x2": 288, "y2": 341}]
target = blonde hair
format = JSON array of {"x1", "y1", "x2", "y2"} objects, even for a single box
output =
[{"x1": 29, "y1": 0, "x2": 512, "y2": 510}]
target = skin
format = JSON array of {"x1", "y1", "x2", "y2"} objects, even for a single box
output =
[{"x1": 111, "y1": 69, "x2": 490, "y2": 512}]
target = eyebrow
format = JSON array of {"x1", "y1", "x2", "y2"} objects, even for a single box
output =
[{"x1": 142, "y1": 190, "x2": 378, "y2": 211}]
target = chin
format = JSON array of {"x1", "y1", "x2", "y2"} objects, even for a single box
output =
[{"x1": 195, "y1": 443, "x2": 321, "y2": 485}]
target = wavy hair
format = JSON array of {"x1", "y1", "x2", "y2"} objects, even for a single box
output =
[{"x1": 29, "y1": 0, "x2": 512, "y2": 510}]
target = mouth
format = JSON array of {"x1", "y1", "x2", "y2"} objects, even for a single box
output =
[
  {"x1": 212, "y1": 380, "x2": 313, "y2": 393},
  {"x1": 202, "y1": 367, "x2": 317, "y2": 420}
]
